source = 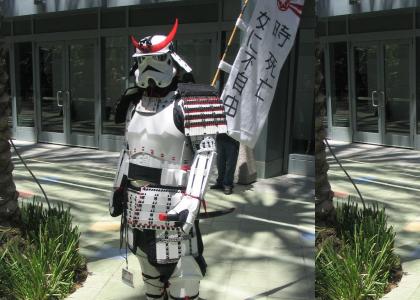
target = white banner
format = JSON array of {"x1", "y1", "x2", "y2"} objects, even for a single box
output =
[{"x1": 221, "y1": 0, "x2": 304, "y2": 148}]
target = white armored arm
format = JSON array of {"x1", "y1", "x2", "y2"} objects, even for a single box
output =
[
  {"x1": 166, "y1": 136, "x2": 217, "y2": 232},
  {"x1": 186, "y1": 136, "x2": 216, "y2": 198}
]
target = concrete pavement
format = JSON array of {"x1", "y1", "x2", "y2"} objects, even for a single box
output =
[
  {"x1": 326, "y1": 140, "x2": 420, "y2": 300},
  {"x1": 11, "y1": 141, "x2": 314, "y2": 300}
]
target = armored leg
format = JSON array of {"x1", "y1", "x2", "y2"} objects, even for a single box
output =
[
  {"x1": 136, "y1": 249, "x2": 166, "y2": 300},
  {"x1": 167, "y1": 256, "x2": 203, "y2": 300}
]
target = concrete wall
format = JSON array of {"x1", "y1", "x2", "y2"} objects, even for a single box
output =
[{"x1": 317, "y1": 0, "x2": 420, "y2": 17}]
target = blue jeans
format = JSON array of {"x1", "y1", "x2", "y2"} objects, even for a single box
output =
[{"x1": 215, "y1": 134, "x2": 240, "y2": 187}]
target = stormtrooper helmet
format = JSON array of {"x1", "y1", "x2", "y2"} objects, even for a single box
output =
[{"x1": 130, "y1": 19, "x2": 192, "y2": 88}]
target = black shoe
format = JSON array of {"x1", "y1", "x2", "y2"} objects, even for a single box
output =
[
  {"x1": 210, "y1": 183, "x2": 224, "y2": 190},
  {"x1": 223, "y1": 186, "x2": 233, "y2": 195}
]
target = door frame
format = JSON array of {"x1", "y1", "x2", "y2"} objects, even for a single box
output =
[
  {"x1": 36, "y1": 40, "x2": 68, "y2": 145},
  {"x1": 350, "y1": 38, "x2": 414, "y2": 148},
  {"x1": 35, "y1": 37, "x2": 99, "y2": 148},
  {"x1": 350, "y1": 41, "x2": 383, "y2": 145}
]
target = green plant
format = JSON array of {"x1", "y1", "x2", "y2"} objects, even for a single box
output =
[
  {"x1": 316, "y1": 199, "x2": 398, "y2": 300},
  {"x1": 0, "y1": 198, "x2": 85, "y2": 300}
]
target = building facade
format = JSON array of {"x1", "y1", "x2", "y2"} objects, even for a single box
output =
[
  {"x1": 318, "y1": 0, "x2": 420, "y2": 149},
  {"x1": 3, "y1": 0, "x2": 315, "y2": 178}
]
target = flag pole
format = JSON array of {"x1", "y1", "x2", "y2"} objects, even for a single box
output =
[{"x1": 211, "y1": 0, "x2": 250, "y2": 87}]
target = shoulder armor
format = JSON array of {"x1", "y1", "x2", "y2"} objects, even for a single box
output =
[
  {"x1": 178, "y1": 84, "x2": 227, "y2": 137},
  {"x1": 177, "y1": 83, "x2": 218, "y2": 97},
  {"x1": 115, "y1": 86, "x2": 143, "y2": 124}
]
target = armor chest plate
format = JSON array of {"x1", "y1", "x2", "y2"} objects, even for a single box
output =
[{"x1": 127, "y1": 94, "x2": 192, "y2": 169}]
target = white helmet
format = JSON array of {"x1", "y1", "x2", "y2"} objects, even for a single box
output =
[{"x1": 130, "y1": 19, "x2": 192, "y2": 88}]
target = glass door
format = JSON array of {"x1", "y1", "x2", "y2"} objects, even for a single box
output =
[
  {"x1": 383, "y1": 40, "x2": 412, "y2": 147},
  {"x1": 352, "y1": 40, "x2": 413, "y2": 147},
  {"x1": 38, "y1": 42, "x2": 67, "y2": 144},
  {"x1": 68, "y1": 40, "x2": 97, "y2": 147},
  {"x1": 352, "y1": 43, "x2": 382, "y2": 144},
  {"x1": 37, "y1": 40, "x2": 97, "y2": 147}
]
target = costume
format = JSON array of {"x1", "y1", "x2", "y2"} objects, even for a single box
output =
[{"x1": 109, "y1": 19, "x2": 227, "y2": 300}]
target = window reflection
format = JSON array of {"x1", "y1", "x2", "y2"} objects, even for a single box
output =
[
  {"x1": 384, "y1": 43, "x2": 410, "y2": 135},
  {"x1": 354, "y1": 45, "x2": 378, "y2": 133},
  {"x1": 16, "y1": 42, "x2": 34, "y2": 127},
  {"x1": 102, "y1": 36, "x2": 126, "y2": 136},
  {"x1": 174, "y1": 38, "x2": 212, "y2": 84},
  {"x1": 39, "y1": 45, "x2": 64, "y2": 133},
  {"x1": 330, "y1": 42, "x2": 349, "y2": 127},
  {"x1": 69, "y1": 42, "x2": 95, "y2": 135}
]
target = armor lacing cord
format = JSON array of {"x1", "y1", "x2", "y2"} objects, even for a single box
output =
[{"x1": 182, "y1": 193, "x2": 208, "y2": 216}]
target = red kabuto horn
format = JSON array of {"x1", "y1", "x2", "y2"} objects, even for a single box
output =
[
  {"x1": 130, "y1": 35, "x2": 141, "y2": 50},
  {"x1": 130, "y1": 18, "x2": 178, "y2": 53}
]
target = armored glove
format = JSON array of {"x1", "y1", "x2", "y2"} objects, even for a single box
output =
[{"x1": 163, "y1": 194, "x2": 200, "y2": 233}]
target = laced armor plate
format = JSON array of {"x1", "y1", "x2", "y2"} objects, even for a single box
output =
[{"x1": 127, "y1": 186, "x2": 183, "y2": 230}]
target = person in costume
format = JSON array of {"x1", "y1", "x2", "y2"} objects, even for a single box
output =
[{"x1": 109, "y1": 19, "x2": 227, "y2": 300}]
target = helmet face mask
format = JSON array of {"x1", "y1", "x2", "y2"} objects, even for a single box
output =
[
  {"x1": 130, "y1": 19, "x2": 192, "y2": 89},
  {"x1": 134, "y1": 51, "x2": 177, "y2": 88}
]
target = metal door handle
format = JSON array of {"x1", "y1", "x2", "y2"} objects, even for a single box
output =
[
  {"x1": 371, "y1": 90, "x2": 378, "y2": 107},
  {"x1": 56, "y1": 90, "x2": 63, "y2": 107}
]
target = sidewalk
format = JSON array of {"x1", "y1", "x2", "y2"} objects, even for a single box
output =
[
  {"x1": 326, "y1": 140, "x2": 420, "y2": 300},
  {"x1": 11, "y1": 141, "x2": 314, "y2": 300}
]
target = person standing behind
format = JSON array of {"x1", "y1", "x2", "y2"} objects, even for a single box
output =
[{"x1": 210, "y1": 133, "x2": 240, "y2": 195}]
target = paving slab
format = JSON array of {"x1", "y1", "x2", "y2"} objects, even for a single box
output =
[
  {"x1": 11, "y1": 141, "x2": 314, "y2": 300},
  {"x1": 326, "y1": 140, "x2": 420, "y2": 300}
]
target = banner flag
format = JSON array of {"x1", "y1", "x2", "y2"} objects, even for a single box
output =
[{"x1": 221, "y1": 0, "x2": 305, "y2": 148}]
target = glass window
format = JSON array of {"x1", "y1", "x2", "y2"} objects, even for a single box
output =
[
  {"x1": 223, "y1": 0, "x2": 241, "y2": 21},
  {"x1": 328, "y1": 18, "x2": 346, "y2": 35},
  {"x1": 174, "y1": 38, "x2": 213, "y2": 85},
  {"x1": 102, "y1": 36, "x2": 127, "y2": 136},
  {"x1": 349, "y1": 13, "x2": 412, "y2": 34},
  {"x1": 69, "y1": 42, "x2": 96, "y2": 135},
  {"x1": 330, "y1": 42, "x2": 349, "y2": 127},
  {"x1": 1, "y1": 20, "x2": 12, "y2": 37},
  {"x1": 15, "y1": 42, "x2": 34, "y2": 127},
  {"x1": 35, "y1": 12, "x2": 97, "y2": 33},
  {"x1": 129, "y1": 2, "x2": 218, "y2": 27},
  {"x1": 384, "y1": 42, "x2": 410, "y2": 135},
  {"x1": 101, "y1": 8, "x2": 125, "y2": 28},
  {"x1": 39, "y1": 44, "x2": 65, "y2": 133},
  {"x1": 317, "y1": 20, "x2": 327, "y2": 37},
  {"x1": 14, "y1": 18, "x2": 31, "y2": 35}
]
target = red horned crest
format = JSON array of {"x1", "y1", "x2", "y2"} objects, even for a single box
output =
[{"x1": 131, "y1": 18, "x2": 178, "y2": 53}]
